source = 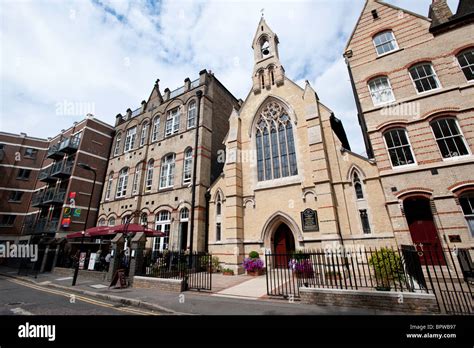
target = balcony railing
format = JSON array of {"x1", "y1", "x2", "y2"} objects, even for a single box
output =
[
  {"x1": 38, "y1": 167, "x2": 58, "y2": 183},
  {"x1": 58, "y1": 135, "x2": 80, "y2": 154},
  {"x1": 33, "y1": 188, "x2": 66, "y2": 206},
  {"x1": 46, "y1": 143, "x2": 62, "y2": 159},
  {"x1": 33, "y1": 218, "x2": 59, "y2": 234},
  {"x1": 47, "y1": 135, "x2": 80, "y2": 159},
  {"x1": 50, "y1": 160, "x2": 73, "y2": 178}
]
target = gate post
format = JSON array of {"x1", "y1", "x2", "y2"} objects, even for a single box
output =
[
  {"x1": 106, "y1": 233, "x2": 124, "y2": 282},
  {"x1": 51, "y1": 245, "x2": 60, "y2": 272},
  {"x1": 40, "y1": 245, "x2": 50, "y2": 273},
  {"x1": 129, "y1": 232, "x2": 146, "y2": 286}
]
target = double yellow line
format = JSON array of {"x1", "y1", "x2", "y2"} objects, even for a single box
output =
[{"x1": 7, "y1": 278, "x2": 158, "y2": 316}]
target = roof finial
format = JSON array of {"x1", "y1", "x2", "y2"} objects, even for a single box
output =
[{"x1": 261, "y1": 8, "x2": 264, "y2": 18}]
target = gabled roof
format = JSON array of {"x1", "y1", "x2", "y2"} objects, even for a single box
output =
[{"x1": 344, "y1": 0, "x2": 430, "y2": 52}]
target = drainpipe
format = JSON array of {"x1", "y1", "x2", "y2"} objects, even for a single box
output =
[
  {"x1": 343, "y1": 53, "x2": 374, "y2": 159},
  {"x1": 204, "y1": 190, "x2": 211, "y2": 253},
  {"x1": 189, "y1": 90, "x2": 203, "y2": 256}
]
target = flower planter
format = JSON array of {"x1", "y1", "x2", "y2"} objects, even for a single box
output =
[
  {"x1": 223, "y1": 271, "x2": 234, "y2": 276},
  {"x1": 247, "y1": 269, "x2": 265, "y2": 276},
  {"x1": 375, "y1": 286, "x2": 391, "y2": 291}
]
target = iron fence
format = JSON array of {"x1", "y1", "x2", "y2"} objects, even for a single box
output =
[
  {"x1": 265, "y1": 245, "x2": 473, "y2": 315},
  {"x1": 140, "y1": 250, "x2": 212, "y2": 291}
]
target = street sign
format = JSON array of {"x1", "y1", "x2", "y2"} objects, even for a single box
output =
[
  {"x1": 61, "y1": 217, "x2": 71, "y2": 228},
  {"x1": 73, "y1": 208, "x2": 81, "y2": 217},
  {"x1": 79, "y1": 252, "x2": 86, "y2": 270},
  {"x1": 63, "y1": 207, "x2": 72, "y2": 217}
]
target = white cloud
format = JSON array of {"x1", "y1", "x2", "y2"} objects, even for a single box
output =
[{"x1": 0, "y1": 0, "x2": 459, "y2": 155}]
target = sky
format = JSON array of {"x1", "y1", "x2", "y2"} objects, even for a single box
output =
[{"x1": 0, "y1": 0, "x2": 459, "y2": 156}]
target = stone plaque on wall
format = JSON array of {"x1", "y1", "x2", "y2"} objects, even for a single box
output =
[{"x1": 301, "y1": 208, "x2": 319, "y2": 232}]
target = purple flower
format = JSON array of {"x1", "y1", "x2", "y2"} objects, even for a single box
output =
[{"x1": 242, "y1": 257, "x2": 264, "y2": 271}]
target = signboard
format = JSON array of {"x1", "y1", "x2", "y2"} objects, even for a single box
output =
[
  {"x1": 79, "y1": 252, "x2": 87, "y2": 270},
  {"x1": 109, "y1": 269, "x2": 127, "y2": 289},
  {"x1": 73, "y1": 208, "x2": 82, "y2": 217},
  {"x1": 88, "y1": 253, "x2": 97, "y2": 270},
  {"x1": 61, "y1": 217, "x2": 71, "y2": 228},
  {"x1": 301, "y1": 209, "x2": 319, "y2": 232},
  {"x1": 63, "y1": 207, "x2": 72, "y2": 218},
  {"x1": 69, "y1": 192, "x2": 76, "y2": 199}
]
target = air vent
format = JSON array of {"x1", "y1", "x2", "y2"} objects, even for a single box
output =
[
  {"x1": 371, "y1": 9, "x2": 379, "y2": 19},
  {"x1": 431, "y1": 168, "x2": 439, "y2": 175},
  {"x1": 391, "y1": 187, "x2": 397, "y2": 192}
]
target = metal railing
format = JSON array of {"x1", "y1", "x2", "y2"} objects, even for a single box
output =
[
  {"x1": 139, "y1": 250, "x2": 212, "y2": 291},
  {"x1": 58, "y1": 135, "x2": 80, "y2": 152},
  {"x1": 51, "y1": 160, "x2": 73, "y2": 177},
  {"x1": 264, "y1": 245, "x2": 473, "y2": 314}
]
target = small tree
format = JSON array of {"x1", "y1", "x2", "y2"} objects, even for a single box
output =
[
  {"x1": 368, "y1": 248, "x2": 405, "y2": 290},
  {"x1": 248, "y1": 251, "x2": 260, "y2": 259}
]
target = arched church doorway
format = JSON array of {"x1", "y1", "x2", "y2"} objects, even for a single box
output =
[
  {"x1": 273, "y1": 223, "x2": 295, "y2": 267},
  {"x1": 403, "y1": 196, "x2": 445, "y2": 265}
]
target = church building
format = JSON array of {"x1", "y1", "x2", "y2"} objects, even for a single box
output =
[{"x1": 208, "y1": 18, "x2": 396, "y2": 273}]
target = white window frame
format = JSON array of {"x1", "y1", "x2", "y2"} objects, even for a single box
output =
[
  {"x1": 116, "y1": 168, "x2": 129, "y2": 198},
  {"x1": 373, "y1": 30, "x2": 399, "y2": 56},
  {"x1": 183, "y1": 148, "x2": 192, "y2": 185},
  {"x1": 140, "y1": 122, "x2": 149, "y2": 146},
  {"x1": 145, "y1": 160, "x2": 154, "y2": 191},
  {"x1": 105, "y1": 173, "x2": 113, "y2": 200},
  {"x1": 367, "y1": 76, "x2": 395, "y2": 106},
  {"x1": 154, "y1": 211, "x2": 171, "y2": 252},
  {"x1": 408, "y1": 63, "x2": 442, "y2": 95},
  {"x1": 151, "y1": 117, "x2": 160, "y2": 142},
  {"x1": 113, "y1": 133, "x2": 122, "y2": 156},
  {"x1": 456, "y1": 48, "x2": 474, "y2": 82},
  {"x1": 124, "y1": 126, "x2": 137, "y2": 152},
  {"x1": 430, "y1": 118, "x2": 471, "y2": 161},
  {"x1": 165, "y1": 108, "x2": 180, "y2": 137},
  {"x1": 132, "y1": 165, "x2": 141, "y2": 195},
  {"x1": 187, "y1": 101, "x2": 197, "y2": 129},
  {"x1": 108, "y1": 217, "x2": 115, "y2": 226},
  {"x1": 383, "y1": 128, "x2": 417, "y2": 169},
  {"x1": 159, "y1": 154, "x2": 175, "y2": 189}
]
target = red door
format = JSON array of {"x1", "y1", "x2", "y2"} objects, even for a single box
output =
[
  {"x1": 403, "y1": 197, "x2": 446, "y2": 265},
  {"x1": 273, "y1": 224, "x2": 295, "y2": 267}
]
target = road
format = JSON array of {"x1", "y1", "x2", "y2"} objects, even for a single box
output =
[{"x1": 0, "y1": 276, "x2": 159, "y2": 315}]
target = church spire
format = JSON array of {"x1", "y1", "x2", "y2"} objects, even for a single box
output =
[{"x1": 251, "y1": 17, "x2": 285, "y2": 94}]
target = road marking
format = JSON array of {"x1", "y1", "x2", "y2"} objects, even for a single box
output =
[
  {"x1": 89, "y1": 284, "x2": 108, "y2": 289},
  {"x1": 55, "y1": 277, "x2": 73, "y2": 281},
  {"x1": 10, "y1": 307, "x2": 34, "y2": 315},
  {"x1": 38, "y1": 281, "x2": 52, "y2": 285},
  {"x1": 7, "y1": 279, "x2": 159, "y2": 316}
]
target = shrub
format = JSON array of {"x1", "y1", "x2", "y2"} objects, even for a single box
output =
[
  {"x1": 222, "y1": 268, "x2": 234, "y2": 274},
  {"x1": 291, "y1": 250, "x2": 310, "y2": 261},
  {"x1": 211, "y1": 256, "x2": 221, "y2": 273},
  {"x1": 248, "y1": 251, "x2": 260, "y2": 259},
  {"x1": 368, "y1": 248, "x2": 405, "y2": 288}
]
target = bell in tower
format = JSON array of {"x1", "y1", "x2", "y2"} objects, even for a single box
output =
[{"x1": 251, "y1": 17, "x2": 285, "y2": 94}]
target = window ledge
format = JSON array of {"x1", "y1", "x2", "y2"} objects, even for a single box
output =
[
  {"x1": 376, "y1": 48, "x2": 404, "y2": 60},
  {"x1": 254, "y1": 175, "x2": 302, "y2": 191}
]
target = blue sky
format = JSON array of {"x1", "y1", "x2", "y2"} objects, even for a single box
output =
[{"x1": 0, "y1": 0, "x2": 459, "y2": 155}]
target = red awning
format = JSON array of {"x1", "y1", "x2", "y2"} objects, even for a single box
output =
[{"x1": 66, "y1": 224, "x2": 164, "y2": 239}]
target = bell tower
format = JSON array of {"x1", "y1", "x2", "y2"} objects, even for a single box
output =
[{"x1": 252, "y1": 17, "x2": 285, "y2": 94}]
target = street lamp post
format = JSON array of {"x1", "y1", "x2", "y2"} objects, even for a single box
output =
[{"x1": 72, "y1": 163, "x2": 97, "y2": 286}]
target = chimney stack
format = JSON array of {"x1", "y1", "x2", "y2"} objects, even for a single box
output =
[{"x1": 429, "y1": 0, "x2": 453, "y2": 27}]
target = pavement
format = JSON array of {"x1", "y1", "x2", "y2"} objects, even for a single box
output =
[{"x1": 0, "y1": 266, "x2": 409, "y2": 315}]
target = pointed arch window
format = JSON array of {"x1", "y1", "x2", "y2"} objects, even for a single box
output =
[
  {"x1": 140, "y1": 213, "x2": 148, "y2": 226},
  {"x1": 183, "y1": 148, "x2": 193, "y2": 185},
  {"x1": 108, "y1": 217, "x2": 115, "y2": 226},
  {"x1": 159, "y1": 154, "x2": 175, "y2": 189},
  {"x1": 353, "y1": 172, "x2": 364, "y2": 199},
  {"x1": 151, "y1": 116, "x2": 160, "y2": 142},
  {"x1": 187, "y1": 101, "x2": 197, "y2": 129},
  {"x1": 140, "y1": 121, "x2": 149, "y2": 146},
  {"x1": 105, "y1": 172, "x2": 113, "y2": 200},
  {"x1": 113, "y1": 133, "x2": 122, "y2": 156},
  {"x1": 255, "y1": 101, "x2": 298, "y2": 181},
  {"x1": 145, "y1": 159, "x2": 154, "y2": 191},
  {"x1": 116, "y1": 168, "x2": 129, "y2": 198}
]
